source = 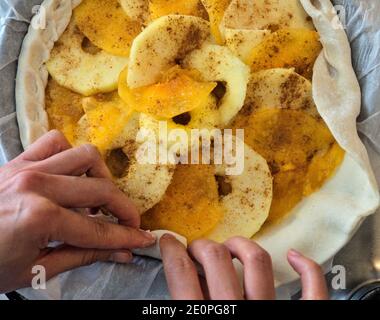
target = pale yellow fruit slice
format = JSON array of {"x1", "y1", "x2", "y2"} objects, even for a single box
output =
[
  {"x1": 222, "y1": 0, "x2": 315, "y2": 31},
  {"x1": 116, "y1": 161, "x2": 175, "y2": 215},
  {"x1": 46, "y1": 21, "x2": 129, "y2": 96},
  {"x1": 75, "y1": 101, "x2": 174, "y2": 215},
  {"x1": 119, "y1": 0, "x2": 149, "y2": 23},
  {"x1": 206, "y1": 141, "x2": 273, "y2": 242},
  {"x1": 183, "y1": 43, "x2": 250, "y2": 125},
  {"x1": 243, "y1": 68, "x2": 319, "y2": 117},
  {"x1": 127, "y1": 15, "x2": 211, "y2": 88},
  {"x1": 224, "y1": 29, "x2": 271, "y2": 62}
]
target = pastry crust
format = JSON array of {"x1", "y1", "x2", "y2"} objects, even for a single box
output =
[
  {"x1": 16, "y1": 0, "x2": 82, "y2": 149},
  {"x1": 15, "y1": 0, "x2": 380, "y2": 287}
]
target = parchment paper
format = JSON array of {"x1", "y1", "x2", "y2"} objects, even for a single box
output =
[{"x1": 0, "y1": 0, "x2": 379, "y2": 299}]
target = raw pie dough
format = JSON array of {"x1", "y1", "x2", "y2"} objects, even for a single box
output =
[{"x1": 15, "y1": 0, "x2": 380, "y2": 287}]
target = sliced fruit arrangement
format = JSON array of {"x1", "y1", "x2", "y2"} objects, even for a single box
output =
[
  {"x1": 232, "y1": 67, "x2": 345, "y2": 227},
  {"x1": 234, "y1": 108, "x2": 345, "y2": 228},
  {"x1": 74, "y1": 0, "x2": 143, "y2": 56},
  {"x1": 46, "y1": 20, "x2": 129, "y2": 96},
  {"x1": 142, "y1": 141, "x2": 273, "y2": 243},
  {"x1": 78, "y1": 93, "x2": 175, "y2": 214},
  {"x1": 44, "y1": 0, "x2": 345, "y2": 242},
  {"x1": 123, "y1": 14, "x2": 249, "y2": 128},
  {"x1": 221, "y1": 0, "x2": 321, "y2": 78}
]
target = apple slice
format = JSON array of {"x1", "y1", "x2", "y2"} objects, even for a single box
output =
[
  {"x1": 224, "y1": 29, "x2": 270, "y2": 62},
  {"x1": 183, "y1": 43, "x2": 250, "y2": 125},
  {"x1": 206, "y1": 141, "x2": 273, "y2": 242},
  {"x1": 127, "y1": 15, "x2": 211, "y2": 88},
  {"x1": 222, "y1": 0, "x2": 315, "y2": 31},
  {"x1": 46, "y1": 21, "x2": 129, "y2": 96},
  {"x1": 243, "y1": 68, "x2": 319, "y2": 117},
  {"x1": 119, "y1": 0, "x2": 149, "y2": 24}
]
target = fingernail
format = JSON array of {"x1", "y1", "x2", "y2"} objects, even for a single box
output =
[
  {"x1": 140, "y1": 230, "x2": 157, "y2": 246},
  {"x1": 289, "y1": 249, "x2": 302, "y2": 257},
  {"x1": 161, "y1": 233, "x2": 175, "y2": 241},
  {"x1": 111, "y1": 252, "x2": 133, "y2": 264}
]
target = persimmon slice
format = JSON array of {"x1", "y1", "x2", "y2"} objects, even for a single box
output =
[
  {"x1": 74, "y1": 0, "x2": 143, "y2": 56},
  {"x1": 119, "y1": 66, "x2": 216, "y2": 119}
]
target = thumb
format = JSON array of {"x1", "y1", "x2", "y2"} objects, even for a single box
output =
[{"x1": 33, "y1": 246, "x2": 133, "y2": 281}]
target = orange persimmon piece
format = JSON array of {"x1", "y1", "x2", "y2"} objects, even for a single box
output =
[
  {"x1": 201, "y1": 0, "x2": 232, "y2": 44},
  {"x1": 247, "y1": 29, "x2": 322, "y2": 79},
  {"x1": 82, "y1": 92, "x2": 134, "y2": 154},
  {"x1": 74, "y1": 0, "x2": 142, "y2": 56},
  {"x1": 45, "y1": 79, "x2": 84, "y2": 144},
  {"x1": 142, "y1": 164, "x2": 223, "y2": 242},
  {"x1": 149, "y1": 0, "x2": 207, "y2": 20},
  {"x1": 119, "y1": 66, "x2": 217, "y2": 119}
]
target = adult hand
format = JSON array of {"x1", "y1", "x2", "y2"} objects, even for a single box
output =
[
  {"x1": 0, "y1": 130, "x2": 156, "y2": 293},
  {"x1": 160, "y1": 235, "x2": 328, "y2": 300}
]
